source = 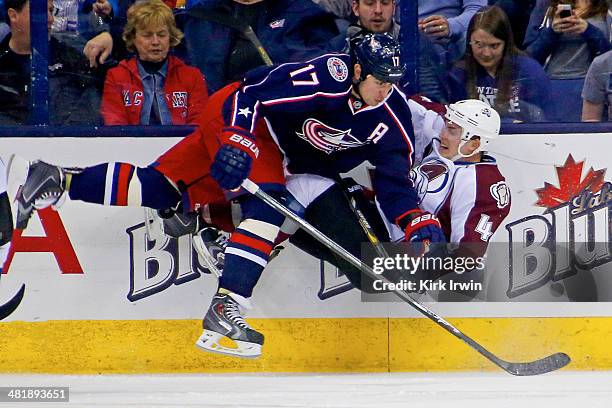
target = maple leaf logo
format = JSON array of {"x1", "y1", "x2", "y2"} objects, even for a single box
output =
[{"x1": 535, "y1": 155, "x2": 606, "y2": 208}]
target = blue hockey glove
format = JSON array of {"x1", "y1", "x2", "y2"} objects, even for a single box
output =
[
  {"x1": 211, "y1": 145, "x2": 252, "y2": 190},
  {"x1": 211, "y1": 128, "x2": 259, "y2": 190},
  {"x1": 401, "y1": 210, "x2": 446, "y2": 248}
]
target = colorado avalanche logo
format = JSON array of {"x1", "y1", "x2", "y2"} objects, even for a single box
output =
[
  {"x1": 297, "y1": 118, "x2": 364, "y2": 154},
  {"x1": 490, "y1": 181, "x2": 510, "y2": 208},
  {"x1": 327, "y1": 57, "x2": 348, "y2": 82},
  {"x1": 410, "y1": 160, "x2": 450, "y2": 197}
]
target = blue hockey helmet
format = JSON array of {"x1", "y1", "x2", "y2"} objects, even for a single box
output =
[{"x1": 350, "y1": 32, "x2": 406, "y2": 84}]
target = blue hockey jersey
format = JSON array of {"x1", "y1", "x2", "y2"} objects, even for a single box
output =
[{"x1": 224, "y1": 53, "x2": 419, "y2": 224}]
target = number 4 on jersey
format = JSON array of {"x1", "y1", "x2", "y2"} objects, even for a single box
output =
[{"x1": 475, "y1": 214, "x2": 494, "y2": 241}]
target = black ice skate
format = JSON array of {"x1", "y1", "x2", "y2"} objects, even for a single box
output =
[
  {"x1": 195, "y1": 292, "x2": 264, "y2": 358},
  {"x1": 144, "y1": 208, "x2": 228, "y2": 277},
  {"x1": 7, "y1": 155, "x2": 73, "y2": 230}
]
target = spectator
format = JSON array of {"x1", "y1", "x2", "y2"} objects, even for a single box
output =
[
  {"x1": 524, "y1": 0, "x2": 610, "y2": 79},
  {"x1": 448, "y1": 5, "x2": 555, "y2": 121},
  {"x1": 101, "y1": 0, "x2": 207, "y2": 125},
  {"x1": 0, "y1": 0, "x2": 54, "y2": 124},
  {"x1": 418, "y1": 0, "x2": 487, "y2": 67},
  {"x1": 333, "y1": 0, "x2": 448, "y2": 101},
  {"x1": 0, "y1": 0, "x2": 110, "y2": 125},
  {"x1": 182, "y1": 0, "x2": 339, "y2": 92},
  {"x1": 581, "y1": 49, "x2": 611, "y2": 120}
]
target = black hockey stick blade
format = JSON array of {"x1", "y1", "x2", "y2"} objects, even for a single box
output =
[
  {"x1": 496, "y1": 352, "x2": 571, "y2": 376},
  {"x1": 0, "y1": 283, "x2": 25, "y2": 320}
]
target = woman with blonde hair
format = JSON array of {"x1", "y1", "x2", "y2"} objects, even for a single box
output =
[
  {"x1": 448, "y1": 5, "x2": 555, "y2": 122},
  {"x1": 101, "y1": 0, "x2": 208, "y2": 125}
]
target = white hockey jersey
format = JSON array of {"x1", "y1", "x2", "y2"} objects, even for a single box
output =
[{"x1": 388, "y1": 101, "x2": 511, "y2": 256}]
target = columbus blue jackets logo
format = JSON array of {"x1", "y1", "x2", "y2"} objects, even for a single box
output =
[
  {"x1": 326, "y1": 57, "x2": 348, "y2": 82},
  {"x1": 296, "y1": 118, "x2": 365, "y2": 154}
]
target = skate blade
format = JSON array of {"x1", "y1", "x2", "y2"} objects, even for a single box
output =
[
  {"x1": 6, "y1": 154, "x2": 30, "y2": 230},
  {"x1": 143, "y1": 208, "x2": 165, "y2": 242},
  {"x1": 193, "y1": 235, "x2": 222, "y2": 278},
  {"x1": 195, "y1": 330, "x2": 261, "y2": 359}
]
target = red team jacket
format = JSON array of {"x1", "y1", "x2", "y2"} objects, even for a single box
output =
[{"x1": 101, "y1": 56, "x2": 208, "y2": 125}]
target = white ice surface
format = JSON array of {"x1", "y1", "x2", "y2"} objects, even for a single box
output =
[{"x1": 1, "y1": 371, "x2": 611, "y2": 408}]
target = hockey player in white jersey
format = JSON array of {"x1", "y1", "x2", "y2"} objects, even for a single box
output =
[{"x1": 388, "y1": 99, "x2": 510, "y2": 254}]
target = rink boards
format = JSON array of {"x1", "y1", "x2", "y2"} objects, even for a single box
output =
[{"x1": 1, "y1": 130, "x2": 611, "y2": 373}]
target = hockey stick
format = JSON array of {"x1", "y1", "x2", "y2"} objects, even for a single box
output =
[
  {"x1": 241, "y1": 178, "x2": 571, "y2": 376},
  {"x1": 0, "y1": 284, "x2": 25, "y2": 320},
  {"x1": 336, "y1": 178, "x2": 390, "y2": 260}
]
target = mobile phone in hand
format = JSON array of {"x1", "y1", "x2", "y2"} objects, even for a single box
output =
[{"x1": 558, "y1": 4, "x2": 572, "y2": 19}]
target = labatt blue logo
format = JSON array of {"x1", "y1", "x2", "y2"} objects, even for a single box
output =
[{"x1": 506, "y1": 155, "x2": 610, "y2": 298}]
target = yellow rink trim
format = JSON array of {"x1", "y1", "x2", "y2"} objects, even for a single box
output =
[{"x1": 0, "y1": 317, "x2": 609, "y2": 373}]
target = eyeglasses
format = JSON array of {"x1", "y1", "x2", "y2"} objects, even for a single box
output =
[{"x1": 470, "y1": 40, "x2": 504, "y2": 51}]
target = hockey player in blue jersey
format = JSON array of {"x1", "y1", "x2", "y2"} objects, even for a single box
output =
[
  {"x1": 289, "y1": 98, "x2": 511, "y2": 285},
  {"x1": 8, "y1": 33, "x2": 445, "y2": 358}
]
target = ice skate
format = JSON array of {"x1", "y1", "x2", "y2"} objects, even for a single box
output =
[
  {"x1": 195, "y1": 291, "x2": 264, "y2": 358},
  {"x1": 193, "y1": 227, "x2": 228, "y2": 277},
  {"x1": 144, "y1": 208, "x2": 228, "y2": 277},
  {"x1": 7, "y1": 155, "x2": 73, "y2": 229},
  {"x1": 144, "y1": 208, "x2": 200, "y2": 241}
]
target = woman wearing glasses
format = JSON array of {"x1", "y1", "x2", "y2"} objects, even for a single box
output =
[{"x1": 447, "y1": 6, "x2": 555, "y2": 122}]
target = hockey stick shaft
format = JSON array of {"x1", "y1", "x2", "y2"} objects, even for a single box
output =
[
  {"x1": 241, "y1": 179, "x2": 570, "y2": 376},
  {"x1": 187, "y1": 9, "x2": 273, "y2": 67},
  {"x1": 336, "y1": 178, "x2": 390, "y2": 260}
]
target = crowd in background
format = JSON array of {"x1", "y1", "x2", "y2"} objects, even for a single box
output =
[{"x1": 0, "y1": 0, "x2": 610, "y2": 126}]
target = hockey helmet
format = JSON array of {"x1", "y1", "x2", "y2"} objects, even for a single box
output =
[
  {"x1": 444, "y1": 99, "x2": 501, "y2": 158},
  {"x1": 351, "y1": 32, "x2": 406, "y2": 84}
]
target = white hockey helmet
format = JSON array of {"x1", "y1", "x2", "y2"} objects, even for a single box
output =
[{"x1": 444, "y1": 99, "x2": 501, "y2": 158}]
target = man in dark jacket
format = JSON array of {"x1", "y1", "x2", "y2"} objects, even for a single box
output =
[
  {"x1": 0, "y1": 0, "x2": 106, "y2": 125},
  {"x1": 0, "y1": 0, "x2": 46, "y2": 124}
]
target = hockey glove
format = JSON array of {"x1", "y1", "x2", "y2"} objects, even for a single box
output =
[
  {"x1": 211, "y1": 127, "x2": 259, "y2": 190},
  {"x1": 400, "y1": 209, "x2": 446, "y2": 245}
]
